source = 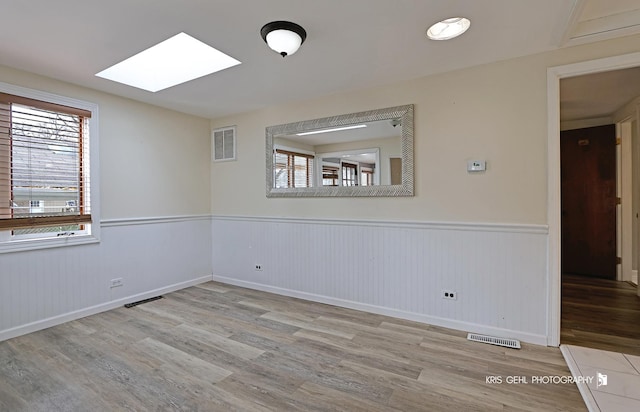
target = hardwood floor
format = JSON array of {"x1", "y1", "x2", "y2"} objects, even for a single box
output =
[
  {"x1": 562, "y1": 274, "x2": 640, "y2": 356},
  {"x1": 0, "y1": 282, "x2": 586, "y2": 411}
]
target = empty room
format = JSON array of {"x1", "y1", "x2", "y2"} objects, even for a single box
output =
[{"x1": 1, "y1": 1, "x2": 640, "y2": 411}]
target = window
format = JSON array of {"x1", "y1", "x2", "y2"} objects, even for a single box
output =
[
  {"x1": 322, "y1": 165, "x2": 339, "y2": 186},
  {"x1": 28, "y1": 200, "x2": 44, "y2": 213},
  {"x1": 361, "y1": 169, "x2": 373, "y2": 186},
  {"x1": 0, "y1": 84, "x2": 98, "y2": 250},
  {"x1": 342, "y1": 162, "x2": 358, "y2": 186},
  {"x1": 274, "y1": 149, "x2": 314, "y2": 188}
]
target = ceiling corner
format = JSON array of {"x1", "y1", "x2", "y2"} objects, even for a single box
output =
[
  {"x1": 554, "y1": 0, "x2": 587, "y2": 47},
  {"x1": 562, "y1": 0, "x2": 640, "y2": 47}
]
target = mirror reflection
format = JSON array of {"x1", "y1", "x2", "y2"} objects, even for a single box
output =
[
  {"x1": 266, "y1": 104, "x2": 413, "y2": 197},
  {"x1": 273, "y1": 118, "x2": 402, "y2": 188}
]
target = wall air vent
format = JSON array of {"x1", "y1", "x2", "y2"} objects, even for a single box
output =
[
  {"x1": 467, "y1": 333, "x2": 521, "y2": 349},
  {"x1": 212, "y1": 126, "x2": 236, "y2": 161}
]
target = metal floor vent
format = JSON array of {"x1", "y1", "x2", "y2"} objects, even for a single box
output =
[
  {"x1": 124, "y1": 296, "x2": 163, "y2": 308},
  {"x1": 467, "y1": 333, "x2": 521, "y2": 349}
]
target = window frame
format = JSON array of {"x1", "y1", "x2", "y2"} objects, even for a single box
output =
[
  {"x1": 0, "y1": 82, "x2": 100, "y2": 253},
  {"x1": 341, "y1": 162, "x2": 358, "y2": 186},
  {"x1": 273, "y1": 146, "x2": 315, "y2": 189},
  {"x1": 361, "y1": 168, "x2": 374, "y2": 186}
]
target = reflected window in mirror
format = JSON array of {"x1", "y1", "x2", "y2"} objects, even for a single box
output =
[
  {"x1": 342, "y1": 163, "x2": 358, "y2": 186},
  {"x1": 361, "y1": 168, "x2": 373, "y2": 186},
  {"x1": 322, "y1": 165, "x2": 339, "y2": 186},
  {"x1": 274, "y1": 148, "x2": 314, "y2": 188}
]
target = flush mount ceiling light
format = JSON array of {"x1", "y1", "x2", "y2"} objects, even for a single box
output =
[
  {"x1": 427, "y1": 17, "x2": 471, "y2": 40},
  {"x1": 96, "y1": 32, "x2": 241, "y2": 92},
  {"x1": 261, "y1": 21, "x2": 307, "y2": 57}
]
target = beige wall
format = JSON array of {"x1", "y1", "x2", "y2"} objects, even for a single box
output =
[
  {"x1": 0, "y1": 65, "x2": 211, "y2": 220},
  {"x1": 211, "y1": 33, "x2": 640, "y2": 225}
]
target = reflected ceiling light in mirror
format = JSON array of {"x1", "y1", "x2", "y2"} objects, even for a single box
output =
[
  {"x1": 296, "y1": 124, "x2": 367, "y2": 136},
  {"x1": 261, "y1": 21, "x2": 307, "y2": 57},
  {"x1": 426, "y1": 17, "x2": 471, "y2": 40}
]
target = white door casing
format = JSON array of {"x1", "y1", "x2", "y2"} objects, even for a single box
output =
[{"x1": 547, "y1": 51, "x2": 640, "y2": 346}]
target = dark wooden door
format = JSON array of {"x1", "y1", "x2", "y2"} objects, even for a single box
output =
[{"x1": 561, "y1": 124, "x2": 617, "y2": 279}]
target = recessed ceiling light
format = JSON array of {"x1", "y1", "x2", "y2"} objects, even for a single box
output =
[
  {"x1": 426, "y1": 17, "x2": 471, "y2": 40},
  {"x1": 296, "y1": 124, "x2": 367, "y2": 136},
  {"x1": 96, "y1": 32, "x2": 241, "y2": 92}
]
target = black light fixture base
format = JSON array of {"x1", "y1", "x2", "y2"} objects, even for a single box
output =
[{"x1": 261, "y1": 21, "x2": 307, "y2": 44}]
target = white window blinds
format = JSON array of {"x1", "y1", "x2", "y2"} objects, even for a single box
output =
[{"x1": 0, "y1": 92, "x2": 92, "y2": 231}]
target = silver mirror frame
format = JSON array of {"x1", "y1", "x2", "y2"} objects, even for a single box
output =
[{"x1": 266, "y1": 104, "x2": 414, "y2": 197}]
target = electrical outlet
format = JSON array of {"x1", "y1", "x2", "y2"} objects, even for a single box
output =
[
  {"x1": 255, "y1": 264, "x2": 263, "y2": 271},
  {"x1": 442, "y1": 290, "x2": 457, "y2": 300},
  {"x1": 110, "y1": 278, "x2": 123, "y2": 288}
]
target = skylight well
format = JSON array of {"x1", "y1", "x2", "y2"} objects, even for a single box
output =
[{"x1": 96, "y1": 32, "x2": 241, "y2": 92}]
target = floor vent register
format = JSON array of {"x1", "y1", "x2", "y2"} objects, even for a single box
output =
[{"x1": 467, "y1": 333, "x2": 521, "y2": 349}]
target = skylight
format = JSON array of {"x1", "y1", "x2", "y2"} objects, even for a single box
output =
[{"x1": 96, "y1": 32, "x2": 241, "y2": 92}]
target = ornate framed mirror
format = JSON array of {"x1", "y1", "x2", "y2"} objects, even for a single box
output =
[{"x1": 266, "y1": 104, "x2": 414, "y2": 197}]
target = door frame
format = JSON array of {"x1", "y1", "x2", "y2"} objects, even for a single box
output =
[
  {"x1": 619, "y1": 118, "x2": 634, "y2": 283},
  {"x1": 547, "y1": 51, "x2": 640, "y2": 347}
]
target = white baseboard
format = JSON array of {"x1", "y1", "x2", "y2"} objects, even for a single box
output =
[
  {"x1": 213, "y1": 275, "x2": 547, "y2": 346},
  {"x1": 0, "y1": 275, "x2": 213, "y2": 342}
]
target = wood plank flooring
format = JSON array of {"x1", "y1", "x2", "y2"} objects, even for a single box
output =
[
  {"x1": 0, "y1": 282, "x2": 586, "y2": 411},
  {"x1": 562, "y1": 274, "x2": 640, "y2": 356}
]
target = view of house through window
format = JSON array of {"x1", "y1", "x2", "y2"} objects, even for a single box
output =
[{"x1": 0, "y1": 92, "x2": 92, "y2": 238}]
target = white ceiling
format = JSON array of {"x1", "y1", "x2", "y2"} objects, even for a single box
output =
[
  {"x1": 581, "y1": 0, "x2": 640, "y2": 19},
  {"x1": 1, "y1": 0, "x2": 639, "y2": 120},
  {"x1": 561, "y1": 67, "x2": 640, "y2": 122}
]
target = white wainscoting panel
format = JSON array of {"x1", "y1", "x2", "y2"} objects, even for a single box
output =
[
  {"x1": 0, "y1": 216, "x2": 212, "y2": 341},
  {"x1": 212, "y1": 216, "x2": 549, "y2": 345}
]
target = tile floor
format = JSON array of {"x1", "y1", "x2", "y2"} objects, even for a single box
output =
[{"x1": 562, "y1": 345, "x2": 640, "y2": 411}]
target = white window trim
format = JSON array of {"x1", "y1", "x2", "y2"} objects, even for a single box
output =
[{"x1": 0, "y1": 81, "x2": 100, "y2": 254}]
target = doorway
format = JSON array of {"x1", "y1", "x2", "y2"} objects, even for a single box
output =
[{"x1": 548, "y1": 52, "x2": 640, "y2": 347}]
